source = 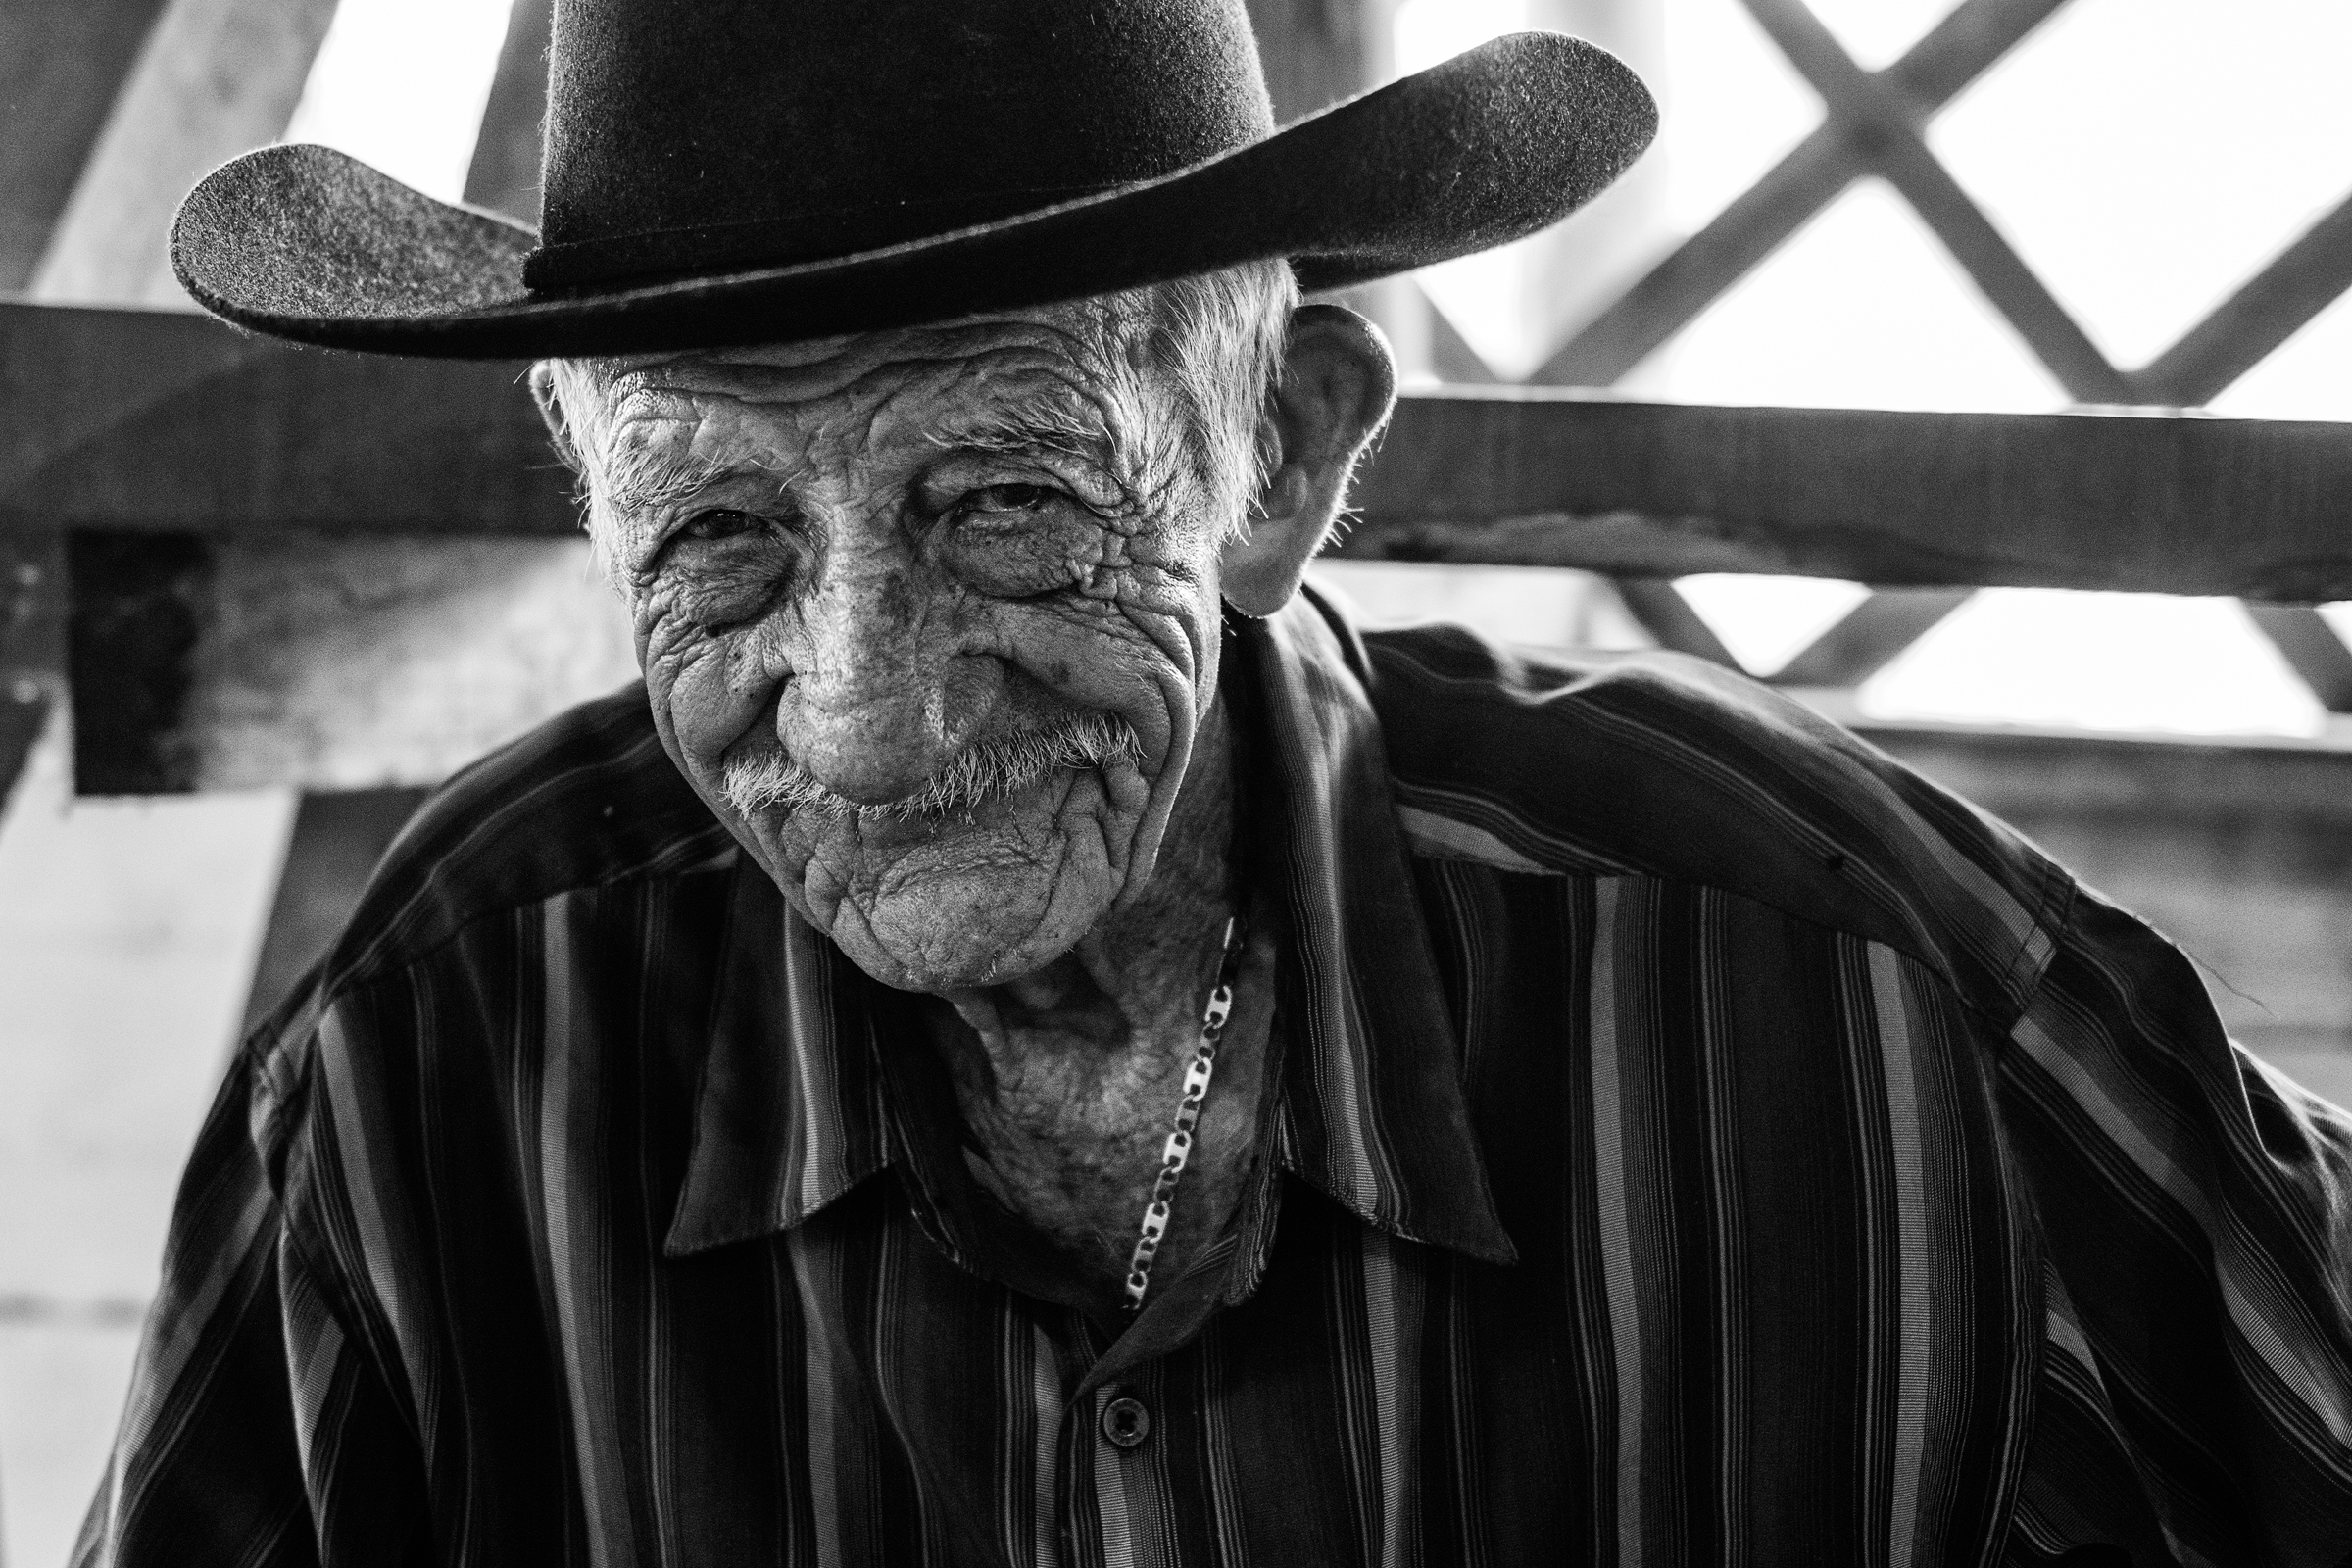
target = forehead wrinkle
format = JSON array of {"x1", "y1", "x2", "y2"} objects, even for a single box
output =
[
  {"x1": 602, "y1": 410, "x2": 784, "y2": 512},
  {"x1": 585, "y1": 302, "x2": 1188, "y2": 528},
  {"x1": 624, "y1": 296, "x2": 1132, "y2": 419},
  {"x1": 919, "y1": 332, "x2": 1188, "y2": 506},
  {"x1": 668, "y1": 359, "x2": 1151, "y2": 491},
  {"x1": 920, "y1": 363, "x2": 1136, "y2": 473},
  {"x1": 689, "y1": 297, "x2": 1124, "y2": 379}
]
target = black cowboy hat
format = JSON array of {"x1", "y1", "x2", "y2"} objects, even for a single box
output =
[{"x1": 170, "y1": 0, "x2": 1656, "y2": 360}]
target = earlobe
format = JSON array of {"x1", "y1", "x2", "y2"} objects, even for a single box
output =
[{"x1": 1221, "y1": 305, "x2": 1397, "y2": 617}]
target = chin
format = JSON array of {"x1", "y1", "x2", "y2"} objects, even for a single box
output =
[
  {"x1": 760, "y1": 797, "x2": 1129, "y2": 993},
  {"x1": 847, "y1": 868, "x2": 1108, "y2": 991}
]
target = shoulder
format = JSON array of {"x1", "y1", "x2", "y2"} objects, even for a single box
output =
[
  {"x1": 1358, "y1": 617, "x2": 2072, "y2": 1027},
  {"x1": 241, "y1": 683, "x2": 737, "y2": 1192},
  {"x1": 303, "y1": 682, "x2": 737, "y2": 998}
]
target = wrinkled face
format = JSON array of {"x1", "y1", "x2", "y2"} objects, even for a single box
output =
[{"x1": 582, "y1": 301, "x2": 1247, "y2": 992}]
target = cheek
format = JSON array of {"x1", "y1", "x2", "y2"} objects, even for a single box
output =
[
  {"x1": 633, "y1": 589, "x2": 778, "y2": 774},
  {"x1": 981, "y1": 565, "x2": 1220, "y2": 773}
]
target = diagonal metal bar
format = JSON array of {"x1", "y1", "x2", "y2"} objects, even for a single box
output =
[
  {"x1": 2134, "y1": 192, "x2": 2352, "y2": 406},
  {"x1": 1736, "y1": 0, "x2": 2131, "y2": 403},
  {"x1": 31, "y1": 0, "x2": 337, "y2": 307},
  {"x1": 1887, "y1": 153, "x2": 2132, "y2": 400},
  {"x1": 1420, "y1": 282, "x2": 1502, "y2": 385},
  {"x1": 463, "y1": 0, "x2": 555, "y2": 224},
  {"x1": 1658, "y1": 0, "x2": 2113, "y2": 695},
  {"x1": 1881, "y1": 0, "x2": 2073, "y2": 104},
  {"x1": 2136, "y1": 196, "x2": 2352, "y2": 713},
  {"x1": 1611, "y1": 579, "x2": 1742, "y2": 668},
  {"x1": 1535, "y1": 0, "x2": 2074, "y2": 387},
  {"x1": 2244, "y1": 603, "x2": 2352, "y2": 713},
  {"x1": 0, "y1": 0, "x2": 175, "y2": 291},
  {"x1": 1533, "y1": 122, "x2": 1855, "y2": 388},
  {"x1": 2245, "y1": 603, "x2": 2352, "y2": 713},
  {"x1": 1771, "y1": 587, "x2": 1975, "y2": 687}
]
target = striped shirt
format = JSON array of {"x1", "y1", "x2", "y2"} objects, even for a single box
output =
[{"x1": 76, "y1": 589, "x2": 2352, "y2": 1567}]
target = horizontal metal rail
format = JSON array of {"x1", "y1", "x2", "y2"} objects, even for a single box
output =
[
  {"x1": 8, "y1": 303, "x2": 2352, "y2": 601},
  {"x1": 1349, "y1": 394, "x2": 2352, "y2": 602}
]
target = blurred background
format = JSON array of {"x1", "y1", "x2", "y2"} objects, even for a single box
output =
[{"x1": 3, "y1": 0, "x2": 2349, "y2": 1560}]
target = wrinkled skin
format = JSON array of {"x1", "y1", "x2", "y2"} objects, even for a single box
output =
[{"x1": 550, "y1": 297, "x2": 1393, "y2": 1309}]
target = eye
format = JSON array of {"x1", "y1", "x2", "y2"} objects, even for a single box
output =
[
  {"x1": 679, "y1": 508, "x2": 767, "y2": 542},
  {"x1": 957, "y1": 483, "x2": 1062, "y2": 517},
  {"x1": 655, "y1": 507, "x2": 800, "y2": 634}
]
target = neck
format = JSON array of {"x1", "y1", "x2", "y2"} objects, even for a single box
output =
[{"x1": 918, "y1": 692, "x2": 1260, "y2": 1306}]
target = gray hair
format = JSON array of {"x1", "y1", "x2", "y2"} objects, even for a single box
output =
[
  {"x1": 536, "y1": 259, "x2": 1299, "y2": 574},
  {"x1": 1139, "y1": 258, "x2": 1299, "y2": 524}
]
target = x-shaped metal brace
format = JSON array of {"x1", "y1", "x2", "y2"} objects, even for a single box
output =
[{"x1": 1530, "y1": 0, "x2": 2352, "y2": 702}]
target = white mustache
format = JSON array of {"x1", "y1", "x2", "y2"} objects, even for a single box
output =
[{"x1": 719, "y1": 714, "x2": 1141, "y2": 824}]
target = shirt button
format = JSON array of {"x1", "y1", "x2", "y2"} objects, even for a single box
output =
[{"x1": 1100, "y1": 1395, "x2": 1152, "y2": 1449}]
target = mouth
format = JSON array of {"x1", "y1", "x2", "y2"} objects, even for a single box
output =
[{"x1": 720, "y1": 714, "x2": 1140, "y2": 826}]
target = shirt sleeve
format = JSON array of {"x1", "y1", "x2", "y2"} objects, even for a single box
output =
[
  {"x1": 1998, "y1": 881, "x2": 2352, "y2": 1564},
  {"x1": 72, "y1": 1043, "x2": 429, "y2": 1568}
]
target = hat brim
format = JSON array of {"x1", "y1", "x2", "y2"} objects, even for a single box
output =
[{"x1": 171, "y1": 31, "x2": 1655, "y2": 360}]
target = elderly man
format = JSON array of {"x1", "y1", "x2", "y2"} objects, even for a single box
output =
[{"x1": 81, "y1": 1, "x2": 2352, "y2": 1563}]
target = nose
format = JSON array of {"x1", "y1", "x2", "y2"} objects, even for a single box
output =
[{"x1": 775, "y1": 544, "x2": 991, "y2": 806}]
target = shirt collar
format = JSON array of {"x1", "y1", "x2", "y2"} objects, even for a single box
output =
[{"x1": 665, "y1": 591, "x2": 1514, "y2": 1268}]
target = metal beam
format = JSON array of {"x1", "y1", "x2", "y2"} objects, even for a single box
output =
[
  {"x1": 0, "y1": 0, "x2": 174, "y2": 291},
  {"x1": 2245, "y1": 603, "x2": 2352, "y2": 714},
  {"x1": 1735, "y1": 0, "x2": 2129, "y2": 404},
  {"x1": 2136, "y1": 193, "x2": 2352, "y2": 408},
  {"x1": 1610, "y1": 579, "x2": 1740, "y2": 667},
  {"x1": 1535, "y1": 0, "x2": 2072, "y2": 387},
  {"x1": 1770, "y1": 587, "x2": 1973, "y2": 687},
  {"x1": 29, "y1": 0, "x2": 338, "y2": 307},
  {"x1": 1533, "y1": 122, "x2": 1853, "y2": 390},
  {"x1": 0, "y1": 304, "x2": 570, "y2": 537},
  {"x1": 1344, "y1": 393, "x2": 2352, "y2": 602},
  {"x1": 463, "y1": 0, "x2": 553, "y2": 224},
  {"x1": 2132, "y1": 195, "x2": 2352, "y2": 716},
  {"x1": 11, "y1": 308, "x2": 2352, "y2": 600},
  {"x1": 1423, "y1": 286, "x2": 1502, "y2": 385}
]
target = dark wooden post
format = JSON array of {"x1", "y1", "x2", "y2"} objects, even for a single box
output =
[
  {"x1": 0, "y1": 0, "x2": 196, "y2": 810},
  {"x1": 0, "y1": 537, "x2": 63, "y2": 818}
]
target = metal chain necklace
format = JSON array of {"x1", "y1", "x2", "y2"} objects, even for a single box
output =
[{"x1": 1121, "y1": 913, "x2": 1248, "y2": 1311}]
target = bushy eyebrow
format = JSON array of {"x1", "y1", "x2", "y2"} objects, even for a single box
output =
[
  {"x1": 924, "y1": 400, "x2": 1123, "y2": 474},
  {"x1": 599, "y1": 443, "x2": 790, "y2": 515}
]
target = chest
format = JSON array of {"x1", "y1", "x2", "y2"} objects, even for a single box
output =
[
  {"x1": 427, "y1": 864, "x2": 2060, "y2": 1560},
  {"x1": 440, "y1": 1155, "x2": 2035, "y2": 1568},
  {"x1": 413, "y1": 867, "x2": 2045, "y2": 1564}
]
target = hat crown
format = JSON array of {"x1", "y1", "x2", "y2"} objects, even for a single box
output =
[{"x1": 531, "y1": 0, "x2": 1277, "y2": 290}]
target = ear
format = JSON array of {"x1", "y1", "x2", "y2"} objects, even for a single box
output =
[
  {"x1": 527, "y1": 360, "x2": 584, "y2": 472},
  {"x1": 1220, "y1": 304, "x2": 1397, "y2": 617}
]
